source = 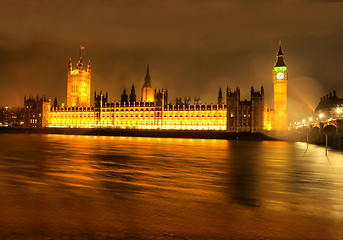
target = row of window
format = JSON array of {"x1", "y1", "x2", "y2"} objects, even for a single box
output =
[
  {"x1": 102, "y1": 108, "x2": 155, "y2": 112},
  {"x1": 71, "y1": 85, "x2": 88, "y2": 93},
  {"x1": 100, "y1": 108, "x2": 226, "y2": 113},
  {"x1": 51, "y1": 114, "x2": 226, "y2": 119}
]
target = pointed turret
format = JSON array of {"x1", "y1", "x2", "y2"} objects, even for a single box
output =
[
  {"x1": 87, "y1": 60, "x2": 91, "y2": 73},
  {"x1": 77, "y1": 45, "x2": 84, "y2": 71},
  {"x1": 78, "y1": 57, "x2": 83, "y2": 71},
  {"x1": 274, "y1": 40, "x2": 286, "y2": 67},
  {"x1": 68, "y1": 58, "x2": 72, "y2": 72},
  {"x1": 277, "y1": 40, "x2": 283, "y2": 55},
  {"x1": 121, "y1": 89, "x2": 129, "y2": 105},
  {"x1": 130, "y1": 84, "x2": 136, "y2": 104},
  {"x1": 53, "y1": 97, "x2": 58, "y2": 108},
  {"x1": 143, "y1": 64, "x2": 152, "y2": 88},
  {"x1": 217, "y1": 88, "x2": 223, "y2": 105},
  {"x1": 141, "y1": 64, "x2": 154, "y2": 102}
]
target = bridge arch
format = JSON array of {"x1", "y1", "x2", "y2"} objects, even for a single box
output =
[
  {"x1": 310, "y1": 123, "x2": 320, "y2": 129},
  {"x1": 323, "y1": 124, "x2": 337, "y2": 135},
  {"x1": 310, "y1": 126, "x2": 320, "y2": 133},
  {"x1": 323, "y1": 122, "x2": 337, "y2": 128}
]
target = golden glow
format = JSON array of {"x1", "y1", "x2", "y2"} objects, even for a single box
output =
[
  {"x1": 141, "y1": 87, "x2": 154, "y2": 102},
  {"x1": 67, "y1": 64, "x2": 91, "y2": 107},
  {"x1": 264, "y1": 104, "x2": 274, "y2": 131},
  {"x1": 273, "y1": 69, "x2": 288, "y2": 131},
  {"x1": 48, "y1": 104, "x2": 227, "y2": 130}
]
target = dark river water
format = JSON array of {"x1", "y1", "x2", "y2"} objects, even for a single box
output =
[{"x1": 0, "y1": 134, "x2": 343, "y2": 239}]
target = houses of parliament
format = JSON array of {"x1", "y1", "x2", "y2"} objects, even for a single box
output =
[{"x1": 24, "y1": 43, "x2": 288, "y2": 132}]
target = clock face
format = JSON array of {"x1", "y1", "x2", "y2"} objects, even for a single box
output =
[{"x1": 276, "y1": 72, "x2": 284, "y2": 80}]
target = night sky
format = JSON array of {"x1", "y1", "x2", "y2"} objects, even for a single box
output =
[{"x1": 1, "y1": 0, "x2": 343, "y2": 121}]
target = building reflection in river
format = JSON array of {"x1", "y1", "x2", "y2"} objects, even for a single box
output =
[{"x1": 0, "y1": 134, "x2": 343, "y2": 239}]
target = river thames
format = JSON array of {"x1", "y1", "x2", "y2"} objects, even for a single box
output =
[{"x1": 0, "y1": 134, "x2": 343, "y2": 239}]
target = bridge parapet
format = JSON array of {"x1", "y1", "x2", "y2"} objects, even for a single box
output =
[{"x1": 311, "y1": 120, "x2": 339, "y2": 133}]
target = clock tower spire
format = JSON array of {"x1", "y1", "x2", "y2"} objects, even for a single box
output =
[
  {"x1": 275, "y1": 40, "x2": 286, "y2": 67},
  {"x1": 273, "y1": 40, "x2": 288, "y2": 131}
]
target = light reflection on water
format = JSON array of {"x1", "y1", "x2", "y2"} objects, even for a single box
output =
[{"x1": 0, "y1": 134, "x2": 343, "y2": 239}]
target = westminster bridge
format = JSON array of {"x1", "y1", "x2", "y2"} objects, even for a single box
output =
[{"x1": 305, "y1": 119, "x2": 343, "y2": 149}]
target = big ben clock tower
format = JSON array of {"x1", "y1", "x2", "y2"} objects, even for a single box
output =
[{"x1": 273, "y1": 41, "x2": 288, "y2": 131}]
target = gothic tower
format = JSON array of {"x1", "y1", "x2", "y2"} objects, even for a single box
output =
[
  {"x1": 217, "y1": 88, "x2": 223, "y2": 105},
  {"x1": 129, "y1": 84, "x2": 136, "y2": 105},
  {"x1": 273, "y1": 41, "x2": 288, "y2": 131},
  {"x1": 67, "y1": 46, "x2": 91, "y2": 107},
  {"x1": 141, "y1": 64, "x2": 154, "y2": 102}
]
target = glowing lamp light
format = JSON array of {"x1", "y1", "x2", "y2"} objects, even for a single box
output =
[
  {"x1": 309, "y1": 117, "x2": 312, "y2": 121},
  {"x1": 302, "y1": 120, "x2": 305, "y2": 124},
  {"x1": 337, "y1": 108, "x2": 341, "y2": 114},
  {"x1": 319, "y1": 113, "x2": 324, "y2": 119}
]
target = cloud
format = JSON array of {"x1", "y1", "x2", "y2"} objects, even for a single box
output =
[{"x1": 0, "y1": 0, "x2": 342, "y2": 125}]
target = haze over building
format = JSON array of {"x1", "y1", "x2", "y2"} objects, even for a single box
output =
[
  {"x1": 22, "y1": 43, "x2": 292, "y2": 133},
  {"x1": 1, "y1": 1, "x2": 342, "y2": 126}
]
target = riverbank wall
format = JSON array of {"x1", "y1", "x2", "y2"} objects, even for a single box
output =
[{"x1": 0, "y1": 127, "x2": 274, "y2": 140}]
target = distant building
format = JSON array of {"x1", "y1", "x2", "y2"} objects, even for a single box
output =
[
  {"x1": 0, "y1": 106, "x2": 25, "y2": 127},
  {"x1": 226, "y1": 87, "x2": 264, "y2": 132},
  {"x1": 24, "y1": 96, "x2": 51, "y2": 127},
  {"x1": 24, "y1": 47, "x2": 267, "y2": 132},
  {"x1": 314, "y1": 91, "x2": 343, "y2": 120}
]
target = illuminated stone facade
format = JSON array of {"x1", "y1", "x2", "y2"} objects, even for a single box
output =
[
  {"x1": 272, "y1": 42, "x2": 288, "y2": 131},
  {"x1": 141, "y1": 65, "x2": 154, "y2": 102},
  {"x1": 264, "y1": 104, "x2": 274, "y2": 131},
  {"x1": 67, "y1": 54, "x2": 91, "y2": 107},
  {"x1": 48, "y1": 102, "x2": 227, "y2": 130},
  {"x1": 25, "y1": 49, "x2": 266, "y2": 132},
  {"x1": 263, "y1": 42, "x2": 289, "y2": 131},
  {"x1": 47, "y1": 84, "x2": 262, "y2": 132}
]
